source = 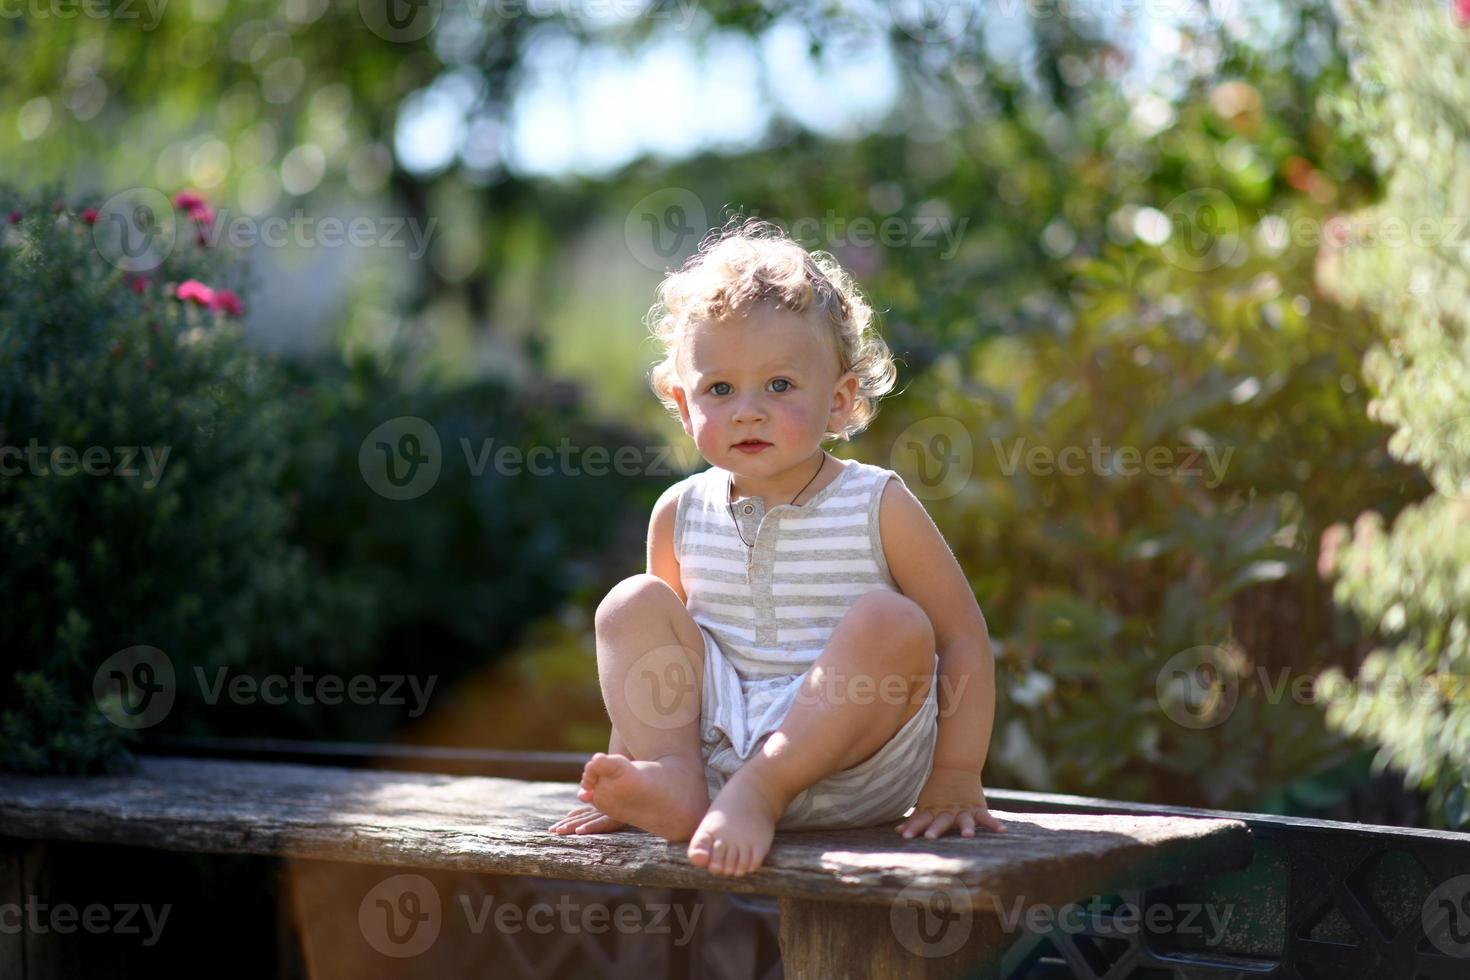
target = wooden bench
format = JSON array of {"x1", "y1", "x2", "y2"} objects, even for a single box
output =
[{"x1": 0, "y1": 756, "x2": 1252, "y2": 979}]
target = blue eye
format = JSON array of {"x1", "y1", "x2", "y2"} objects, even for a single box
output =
[{"x1": 708, "y1": 378, "x2": 792, "y2": 395}]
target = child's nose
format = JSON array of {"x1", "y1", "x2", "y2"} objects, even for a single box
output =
[{"x1": 732, "y1": 396, "x2": 765, "y2": 422}]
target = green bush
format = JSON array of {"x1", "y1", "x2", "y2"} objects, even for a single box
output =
[
  {"x1": 0, "y1": 182, "x2": 311, "y2": 772},
  {"x1": 853, "y1": 58, "x2": 1432, "y2": 811},
  {"x1": 0, "y1": 182, "x2": 654, "y2": 770},
  {"x1": 1312, "y1": 0, "x2": 1470, "y2": 830}
]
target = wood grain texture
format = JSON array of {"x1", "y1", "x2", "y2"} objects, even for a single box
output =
[{"x1": 0, "y1": 757, "x2": 1251, "y2": 913}]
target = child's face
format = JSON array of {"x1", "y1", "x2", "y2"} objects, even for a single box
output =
[{"x1": 671, "y1": 305, "x2": 859, "y2": 478}]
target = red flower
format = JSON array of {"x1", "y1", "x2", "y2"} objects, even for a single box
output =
[
  {"x1": 174, "y1": 190, "x2": 206, "y2": 213},
  {"x1": 210, "y1": 289, "x2": 244, "y2": 317},
  {"x1": 126, "y1": 273, "x2": 149, "y2": 294},
  {"x1": 175, "y1": 279, "x2": 215, "y2": 307},
  {"x1": 81, "y1": 208, "x2": 99, "y2": 225},
  {"x1": 6, "y1": 211, "x2": 20, "y2": 224}
]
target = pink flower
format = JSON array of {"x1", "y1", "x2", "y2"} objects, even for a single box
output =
[
  {"x1": 81, "y1": 208, "x2": 99, "y2": 225},
  {"x1": 6, "y1": 211, "x2": 20, "y2": 224},
  {"x1": 174, "y1": 190, "x2": 206, "y2": 213},
  {"x1": 1459, "y1": 0, "x2": 1470, "y2": 26},
  {"x1": 210, "y1": 289, "x2": 244, "y2": 317},
  {"x1": 127, "y1": 273, "x2": 149, "y2": 295},
  {"x1": 175, "y1": 279, "x2": 215, "y2": 307},
  {"x1": 189, "y1": 204, "x2": 216, "y2": 226}
]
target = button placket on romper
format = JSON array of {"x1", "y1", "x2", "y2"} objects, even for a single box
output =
[{"x1": 730, "y1": 492, "x2": 777, "y2": 644}]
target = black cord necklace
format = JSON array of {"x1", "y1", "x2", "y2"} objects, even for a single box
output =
[{"x1": 727, "y1": 450, "x2": 828, "y2": 549}]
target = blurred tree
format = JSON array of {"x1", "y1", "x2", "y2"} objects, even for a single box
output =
[{"x1": 1314, "y1": 0, "x2": 1470, "y2": 830}]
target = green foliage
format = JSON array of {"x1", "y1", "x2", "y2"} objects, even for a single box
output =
[
  {"x1": 0, "y1": 183, "x2": 650, "y2": 770},
  {"x1": 0, "y1": 181, "x2": 305, "y2": 772},
  {"x1": 846, "y1": 22, "x2": 1431, "y2": 808},
  {"x1": 1310, "y1": 0, "x2": 1470, "y2": 829},
  {"x1": 238, "y1": 348, "x2": 655, "y2": 742}
]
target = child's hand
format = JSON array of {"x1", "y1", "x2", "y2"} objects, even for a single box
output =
[{"x1": 896, "y1": 766, "x2": 1007, "y2": 840}]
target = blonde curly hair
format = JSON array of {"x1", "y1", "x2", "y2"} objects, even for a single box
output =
[{"x1": 645, "y1": 216, "x2": 897, "y2": 443}]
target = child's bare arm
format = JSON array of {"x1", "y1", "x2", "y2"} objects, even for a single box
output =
[
  {"x1": 647, "y1": 482, "x2": 687, "y2": 605},
  {"x1": 878, "y1": 477, "x2": 1005, "y2": 838}
]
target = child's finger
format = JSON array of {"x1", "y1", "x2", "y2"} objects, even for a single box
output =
[
  {"x1": 923, "y1": 811, "x2": 956, "y2": 839},
  {"x1": 900, "y1": 812, "x2": 932, "y2": 838}
]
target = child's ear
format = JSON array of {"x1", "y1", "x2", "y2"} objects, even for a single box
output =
[
  {"x1": 828, "y1": 370, "x2": 860, "y2": 431},
  {"x1": 671, "y1": 384, "x2": 694, "y2": 438}
]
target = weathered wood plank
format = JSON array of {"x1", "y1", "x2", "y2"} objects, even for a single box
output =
[
  {"x1": 0, "y1": 757, "x2": 1251, "y2": 914},
  {"x1": 779, "y1": 894, "x2": 1014, "y2": 980},
  {"x1": 0, "y1": 840, "x2": 74, "y2": 980}
]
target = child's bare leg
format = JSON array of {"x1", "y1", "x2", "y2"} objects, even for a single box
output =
[
  {"x1": 688, "y1": 591, "x2": 936, "y2": 876},
  {"x1": 557, "y1": 573, "x2": 710, "y2": 842}
]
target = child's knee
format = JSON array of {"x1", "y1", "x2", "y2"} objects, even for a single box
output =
[{"x1": 595, "y1": 573, "x2": 676, "y2": 633}]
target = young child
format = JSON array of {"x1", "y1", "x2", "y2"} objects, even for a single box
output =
[{"x1": 549, "y1": 218, "x2": 1004, "y2": 877}]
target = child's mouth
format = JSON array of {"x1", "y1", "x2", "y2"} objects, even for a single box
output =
[{"x1": 734, "y1": 440, "x2": 770, "y2": 453}]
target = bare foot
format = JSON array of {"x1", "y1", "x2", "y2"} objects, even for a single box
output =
[
  {"x1": 549, "y1": 804, "x2": 627, "y2": 836},
  {"x1": 687, "y1": 772, "x2": 785, "y2": 877},
  {"x1": 577, "y1": 752, "x2": 709, "y2": 842}
]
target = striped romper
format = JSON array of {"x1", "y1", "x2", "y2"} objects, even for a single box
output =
[{"x1": 671, "y1": 456, "x2": 940, "y2": 831}]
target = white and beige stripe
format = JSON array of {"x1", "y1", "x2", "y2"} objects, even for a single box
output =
[{"x1": 670, "y1": 457, "x2": 939, "y2": 830}]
